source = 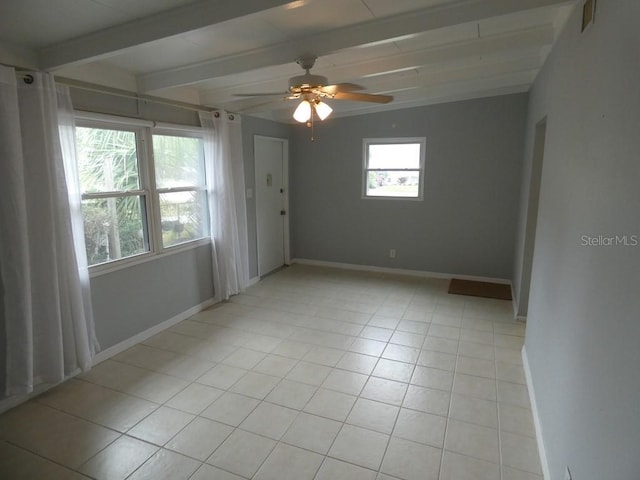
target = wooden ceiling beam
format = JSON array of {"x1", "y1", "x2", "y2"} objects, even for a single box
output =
[
  {"x1": 39, "y1": 0, "x2": 297, "y2": 70},
  {"x1": 137, "y1": 0, "x2": 571, "y2": 92},
  {"x1": 199, "y1": 25, "x2": 553, "y2": 104}
]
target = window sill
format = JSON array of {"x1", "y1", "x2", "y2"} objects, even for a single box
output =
[
  {"x1": 362, "y1": 195, "x2": 424, "y2": 201},
  {"x1": 88, "y1": 237, "x2": 211, "y2": 278}
]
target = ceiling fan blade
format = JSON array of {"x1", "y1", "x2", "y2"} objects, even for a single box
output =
[
  {"x1": 233, "y1": 92, "x2": 288, "y2": 97},
  {"x1": 319, "y1": 83, "x2": 364, "y2": 94},
  {"x1": 333, "y1": 92, "x2": 393, "y2": 104}
]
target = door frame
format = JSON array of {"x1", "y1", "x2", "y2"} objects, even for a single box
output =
[
  {"x1": 254, "y1": 135, "x2": 290, "y2": 277},
  {"x1": 517, "y1": 117, "x2": 547, "y2": 319}
]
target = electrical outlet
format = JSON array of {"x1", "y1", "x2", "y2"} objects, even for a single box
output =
[
  {"x1": 564, "y1": 466, "x2": 572, "y2": 480},
  {"x1": 389, "y1": 249, "x2": 396, "y2": 258}
]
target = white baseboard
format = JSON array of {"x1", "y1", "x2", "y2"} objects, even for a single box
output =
[
  {"x1": 0, "y1": 298, "x2": 217, "y2": 415},
  {"x1": 522, "y1": 345, "x2": 550, "y2": 480},
  {"x1": 291, "y1": 258, "x2": 512, "y2": 285},
  {"x1": 246, "y1": 276, "x2": 260, "y2": 287},
  {"x1": 93, "y1": 297, "x2": 217, "y2": 365},
  {"x1": 0, "y1": 382, "x2": 58, "y2": 415}
]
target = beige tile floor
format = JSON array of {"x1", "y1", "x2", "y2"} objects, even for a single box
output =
[{"x1": 0, "y1": 265, "x2": 542, "y2": 480}]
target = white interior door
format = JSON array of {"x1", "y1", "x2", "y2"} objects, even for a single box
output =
[{"x1": 255, "y1": 136, "x2": 288, "y2": 276}]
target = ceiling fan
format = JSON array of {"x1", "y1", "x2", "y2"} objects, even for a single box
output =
[{"x1": 235, "y1": 56, "x2": 393, "y2": 124}]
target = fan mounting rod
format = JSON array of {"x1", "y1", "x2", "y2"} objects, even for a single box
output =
[
  {"x1": 289, "y1": 55, "x2": 328, "y2": 94},
  {"x1": 296, "y1": 55, "x2": 317, "y2": 73}
]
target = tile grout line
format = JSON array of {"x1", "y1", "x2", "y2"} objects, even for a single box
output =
[
  {"x1": 2, "y1": 439, "x2": 96, "y2": 479},
  {"x1": 133, "y1": 317, "x2": 306, "y2": 478},
  {"x1": 494, "y1": 321, "x2": 505, "y2": 480},
  {"x1": 30, "y1": 394, "x2": 158, "y2": 472},
  {"x1": 2, "y1": 266, "x2": 526, "y2": 480},
  {"x1": 311, "y1": 288, "x2": 415, "y2": 479},
  {"x1": 197, "y1": 312, "x2": 309, "y2": 480},
  {"x1": 436, "y1": 311, "x2": 462, "y2": 480},
  {"x1": 366, "y1": 292, "x2": 414, "y2": 478},
  {"x1": 203, "y1": 291, "x2": 360, "y2": 480}
]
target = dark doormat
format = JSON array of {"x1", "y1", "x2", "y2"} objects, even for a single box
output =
[{"x1": 448, "y1": 278, "x2": 512, "y2": 300}]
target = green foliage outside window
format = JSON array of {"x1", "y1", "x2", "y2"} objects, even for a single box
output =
[
  {"x1": 153, "y1": 134, "x2": 207, "y2": 247},
  {"x1": 76, "y1": 127, "x2": 147, "y2": 265},
  {"x1": 75, "y1": 126, "x2": 208, "y2": 266}
]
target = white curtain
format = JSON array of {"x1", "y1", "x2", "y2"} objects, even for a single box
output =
[
  {"x1": 0, "y1": 66, "x2": 97, "y2": 396},
  {"x1": 57, "y1": 85, "x2": 99, "y2": 359},
  {"x1": 200, "y1": 111, "x2": 250, "y2": 301}
]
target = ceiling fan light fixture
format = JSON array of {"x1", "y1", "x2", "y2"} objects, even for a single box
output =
[
  {"x1": 293, "y1": 100, "x2": 312, "y2": 122},
  {"x1": 314, "y1": 100, "x2": 332, "y2": 120}
]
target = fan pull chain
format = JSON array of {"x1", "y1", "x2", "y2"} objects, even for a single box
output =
[{"x1": 306, "y1": 107, "x2": 315, "y2": 141}]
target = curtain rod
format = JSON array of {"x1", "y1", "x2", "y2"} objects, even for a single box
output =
[
  {"x1": 55, "y1": 77, "x2": 220, "y2": 114},
  {"x1": 7, "y1": 64, "x2": 222, "y2": 115}
]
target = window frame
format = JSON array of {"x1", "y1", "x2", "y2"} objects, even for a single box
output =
[
  {"x1": 74, "y1": 113, "x2": 209, "y2": 275},
  {"x1": 362, "y1": 137, "x2": 426, "y2": 201},
  {"x1": 151, "y1": 127, "x2": 209, "y2": 250}
]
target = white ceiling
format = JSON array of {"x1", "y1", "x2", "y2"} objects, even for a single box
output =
[{"x1": 0, "y1": 0, "x2": 576, "y2": 122}]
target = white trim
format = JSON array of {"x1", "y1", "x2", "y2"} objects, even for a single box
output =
[
  {"x1": 0, "y1": 297, "x2": 216, "y2": 414},
  {"x1": 522, "y1": 345, "x2": 551, "y2": 480},
  {"x1": 153, "y1": 122, "x2": 203, "y2": 133},
  {"x1": 291, "y1": 258, "x2": 511, "y2": 285},
  {"x1": 75, "y1": 110, "x2": 154, "y2": 127},
  {"x1": 246, "y1": 276, "x2": 260, "y2": 287},
  {"x1": 359, "y1": 194, "x2": 424, "y2": 202},
  {"x1": 0, "y1": 382, "x2": 60, "y2": 415},
  {"x1": 283, "y1": 139, "x2": 291, "y2": 265},
  {"x1": 93, "y1": 297, "x2": 216, "y2": 365},
  {"x1": 362, "y1": 137, "x2": 426, "y2": 201}
]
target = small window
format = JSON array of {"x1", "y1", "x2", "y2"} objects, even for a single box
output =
[
  {"x1": 76, "y1": 126, "x2": 150, "y2": 266},
  {"x1": 363, "y1": 137, "x2": 425, "y2": 200},
  {"x1": 152, "y1": 133, "x2": 208, "y2": 248}
]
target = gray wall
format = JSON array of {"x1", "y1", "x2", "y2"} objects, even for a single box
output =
[
  {"x1": 91, "y1": 245, "x2": 214, "y2": 349},
  {"x1": 241, "y1": 115, "x2": 291, "y2": 279},
  {"x1": 70, "y1": 87, "x2": 201, "y2": 126},
  {"x1": 517, "y1": 2, "x2": 640, "y2": 479},
  {"x1": 290, "y1": 94, "x2": 527, "y2": 280}
]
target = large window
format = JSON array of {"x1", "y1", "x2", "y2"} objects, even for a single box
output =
[
  {"x1": 363, "y1": 137, "x2": 426, "y2": 200},
  {"x1": 75, "y1": 117, "x2": 207, "y2": 268}
]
